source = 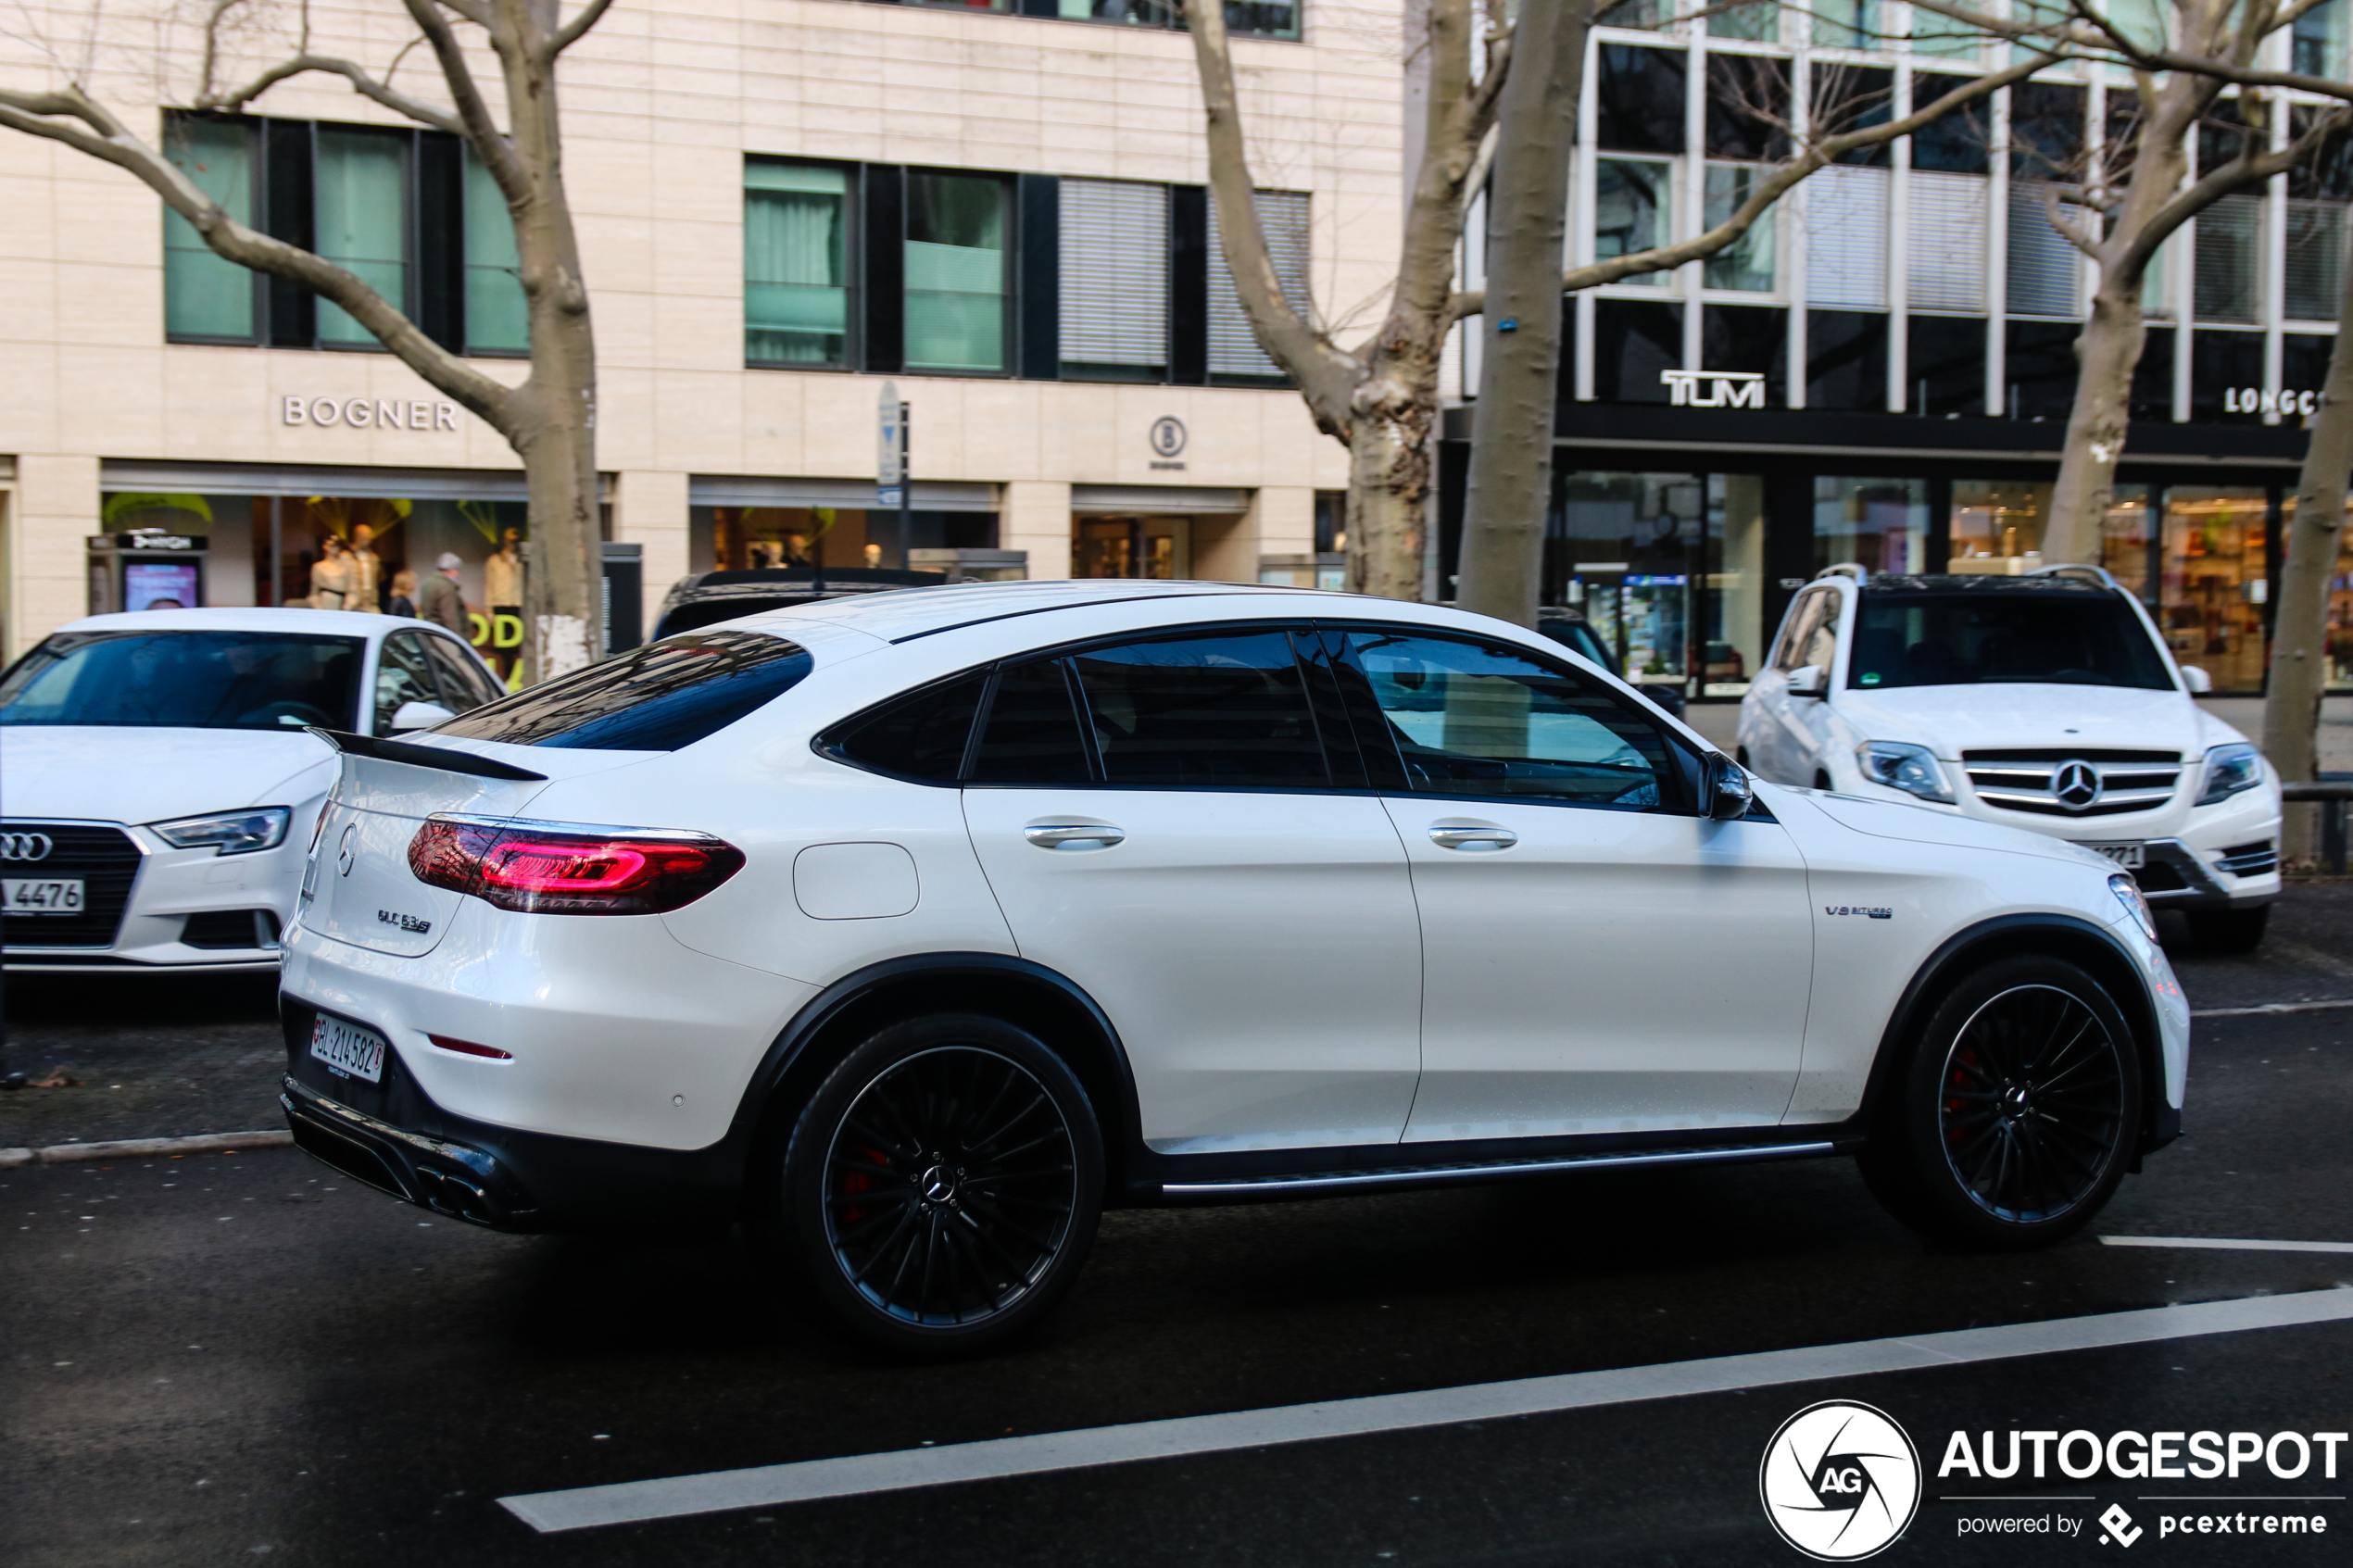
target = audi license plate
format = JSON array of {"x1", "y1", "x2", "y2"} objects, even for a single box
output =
[
  {"x1": 309, "y1": 1014, "x2": 389, "y2": 1084},
  {"x1": 4, "y1": 878, "x2": 83, "y2": 914},
  {"x1": 2083, "y1": 842, "x2": 2146, "y2": 870}
]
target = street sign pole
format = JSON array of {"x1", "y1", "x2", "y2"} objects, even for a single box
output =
[{"x1": 898, "y1": 400, "x2": 912, "y2": 571}]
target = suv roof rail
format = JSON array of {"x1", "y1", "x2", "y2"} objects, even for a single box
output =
[
  {"x1": 2029, "y1": 563, "x2": 2120, "y2": 589},
  {"x1": 1813, "y1": 562, "x2": 1869, "y2": 582}
]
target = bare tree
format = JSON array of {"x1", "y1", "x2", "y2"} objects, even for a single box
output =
[
  {"x1": 0, "y1": 0, "x2": 612, "y2": 678},
  {"x1": 1897, "y1": 1, "x2": 2347, "y2": 569},
  {"x1": 1187, "y1": 0, "x2": 2036, "y2": 608},
  {"x1": 1453, "y1": 46, "x2": 2053, "y2": 626}
]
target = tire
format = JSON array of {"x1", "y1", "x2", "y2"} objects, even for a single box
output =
[
  {"x1": 772, "y1": 1013, "x2": 1103, "y2": 1357},
  {"x1": 1859, "y1": 956, "x2": 2143, "y2": 1250},
  {"x1": 2185, "y1": 903, "x2": 2269, "y2": 954}
]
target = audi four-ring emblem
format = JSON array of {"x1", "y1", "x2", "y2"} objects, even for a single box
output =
[{"x1": 1, "y1": 832, "x2": 56, "y2": 861}]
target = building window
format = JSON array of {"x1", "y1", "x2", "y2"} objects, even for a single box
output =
[
  {"x1": 1596, "y1": 46, "x2": 1686, "y2": 155},
  {"x1": 904, "y1": 172, "x2": 1011, "y2": 374},
  {"x1": 1595, "y1": 160, "x2": 1671, "y2": 283},
  {"x1": 163, "y1": 117, "x2": 259, "y2": 342},
  {"x1": 877, "y1": 0, "x2": 1300, "y2": 43},
  {"x1": 2194, "y1": 194, "x2": 2264, "y2": 323},
  {"x1": 1907, "y1": 315, "x2": 1984, "y2": 415},
  {"x1": 1703, "y1": 306, "x2": 1786, "y2": 402},
  {"x1": 1206, "y1": 189, "x2": 1309, "y2": 383},
  {"x1": 1593, "y1": 299, "x2": 1682, "y2": 402},
  {"x1": 464, "y1": 156, "x2": 529, "y2": 355},
  {"x1": 746, "y1": 161, "x2": 855, "y2": 367},
  {"x1": 1703, "y1": 167, "x2": 1776, "y2": 292},
  {"x1": 1806, "y1": 165, "x2": 1889, "y2": 308},
  {"x1": 1707, "y1": 2, "x2": 1778, "y2": 43},
  {"x1": 2007, "y1": 320, "x2": 2079, "y2": 419},
  {"x1": 1813, "y1": 0, "x2": 1880, "y2": 50},
  {"x1": 1060, "y1": 179, "x2": 1169, "y2": 381},
  {"x1": 313, "y1": 127, "x2": 410, "y2": 346},
  {"x1": 1806, "y1": 310, "x2": 1888, "y2": 410},
  {"x1": 1909, "y1": 171, "x2": 1986, "y2": 311},
  {"x1": 2007, "y1": 188, "x2": 2084, "y2": 318},
  {"x1": 2295, "y1": 0, "x2": 2348, "y2": 77}
]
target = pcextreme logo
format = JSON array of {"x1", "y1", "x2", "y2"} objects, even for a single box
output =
[{"x1": 1760, "y1": 1400, "x2": 1924, "y2": 1561}]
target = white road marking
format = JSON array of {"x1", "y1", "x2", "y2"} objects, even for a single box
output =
[
  {"x1": 2101, "y1": 1235, "x2": 2353, "y2": 1255},
  {"x1": 2191, "y1": 997, "x2": 2353, "y2": 1018},
  {"x1": 498, "y1": 1287, "x2": 2353, "y2": 1534}
]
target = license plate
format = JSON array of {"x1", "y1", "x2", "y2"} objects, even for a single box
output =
[
  {"x1": 309, "y1": 1014, "x2": 389, "y2": 1084},
  {"x1": 2083, "y1": 842, "x2": 2146, "y2": 870},
  {"x1": 4, "y1": 878, "x2": 83, "y2": 914}
]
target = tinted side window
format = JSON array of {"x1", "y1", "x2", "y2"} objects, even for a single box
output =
[
  {"x1": 1345, "y1": 630, "x2": 1680, "y2": 811},
  {"x1": 434, "y1": 631, "x2": 812, "y2": 750},
  {"x1": 1069, "y1": 631, "x2": 1328, "y2": 789},
  {"x1": 421, "y1": 634, "x2": 505, "y2": 710},
  {"x1": 970, "y1": 660, "x2": 1093, "y2": 784},
  {"x1": 821, "y1": 671, "x2": 988, "y2": 783},
  {"x1": 373, "y1": 633, "x2": 441, "y2": 735}
]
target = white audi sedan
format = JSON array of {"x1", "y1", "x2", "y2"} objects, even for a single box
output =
[
  {"x1": 1, "y1": 608, "x2": 504, "y2": 972},
  {"x1": 279, "y1": 581, "x2": 2189, "y2": 1354}
]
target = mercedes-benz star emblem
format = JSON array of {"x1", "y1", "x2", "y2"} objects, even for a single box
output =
[
  {"x1": 2053, "y1": 759, "x2": 2103, "y2": 810},
  {"x1": 335, "y1": 822, "x2": 359, "y2": 877},
  {"x1": 0, "y1": 832, "x2": 56, "y2": 862}
]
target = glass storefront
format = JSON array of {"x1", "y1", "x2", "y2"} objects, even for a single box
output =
[
  {"x1": 1950, "y1": 480, "x2": 2054, "y2": 572},
  {"x1": 98, "y1": 488, "x2": 535, "y2": 685},
  {"x1": 688, "y1": 506, "x2": 997, "y2": 573},
  {"x1": 1551, "y1": 471, "x2": 1705, "y2": 692},
  {"x1": 1816, "y1": 477, "x2": 1928, "y2": 575},
  {"x1": 2158, "y1": 487, "x2": 2271, "y2": 692},
  {"x1": 1074, "y1": 516, "x2": 1191, "y2": 580}
]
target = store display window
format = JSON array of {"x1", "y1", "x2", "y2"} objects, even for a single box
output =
[{"x1": 1949, "y1": 480, "x2": 2054, "y2": 572}]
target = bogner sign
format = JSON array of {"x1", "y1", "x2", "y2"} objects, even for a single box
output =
[
  {"x1": 280, "y1": 395, "x2": 463, "y2": 431},
  {"x1": 1661, "y1": 370, "x2": 1766, "y2": 408}
]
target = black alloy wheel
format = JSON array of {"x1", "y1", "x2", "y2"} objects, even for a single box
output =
[
  {"x1": 778, "y1": 1014, "x2": 1102, "y2": 1355},
  {"x1": 1861, "y1": 956, "x2": 2143, "y2": 1248}
]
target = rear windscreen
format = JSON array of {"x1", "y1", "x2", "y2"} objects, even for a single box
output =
[
  {"x1": 434, "y1": 631, "x2": 813, "y2": 749},
  {"x1": 1847, "y1": 593, "x2": 2174, "y2": 690}
]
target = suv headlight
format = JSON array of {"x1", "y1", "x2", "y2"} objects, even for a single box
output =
[
  {"x1": 2109, "y1": 872, "x2": 2159, "y2": 941},
  {"x1": 1856, "y1": 741, "x2": 1954, "y2": 804},
  {"x1": 2195, "y1": 743, "x2": 2263, "y2": 807},
  {"x1": 150, "y1": 807, "x2": 292, "y2": 856}
]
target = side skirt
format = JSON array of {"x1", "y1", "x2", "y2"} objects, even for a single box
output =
[{"x1": 1152, "y1": 1133, "x2": 1861, "y2": 1203}]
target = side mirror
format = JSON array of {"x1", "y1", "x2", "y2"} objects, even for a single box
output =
[
  {"x1": 1786, "y1": 664, "x2": 1828, "y2": 698},
  {"x1": 1705, "y1": 753, "x2": 1755, "y2": 821},
  {"x1": 2180, "y1": 665, "x2": 2213, "y2": 695},
  {"x1": 389, "y1": 699, "x2": 457, "y2": 734}
]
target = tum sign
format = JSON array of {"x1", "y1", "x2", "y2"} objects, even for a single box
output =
[{"x1": 1661, "y1": 370, "x2": 1766, "y2": 408}]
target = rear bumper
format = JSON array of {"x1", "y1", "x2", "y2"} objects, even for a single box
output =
[{"x1": 279, "y1": 996, "x2": 751, "y2": 1233}]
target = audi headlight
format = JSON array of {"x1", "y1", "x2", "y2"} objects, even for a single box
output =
[
  {"x1": 2195, "y1": 743, "x2": 2263, "y2": 807},
  {"x1": 150, "y1": 807, "x2": 292, "y2": 856},
  {"x1": 1856, "y1": 741, "x2": 1954, "y2": 804},
  {"x1": 2109, "y1": 872, "x2": 2159, "y2": 942}
]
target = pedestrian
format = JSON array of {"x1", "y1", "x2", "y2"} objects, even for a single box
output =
[
  {"x1": 387, "y1": 569, "x2": 417, "y2": 619},
  {"x1": 416, "y1": 552, "x2": 469, "y2": 636}
]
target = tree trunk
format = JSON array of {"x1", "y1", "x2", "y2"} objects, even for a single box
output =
[
  {"x1": 2264, "y1": 241, "x2": 2353, "y2": 864},
  {"x1": 1347, "y1": 395, "x2": 1436, "y2": 601},
  {"x1": 1455, "y1": 0, "x2": 1588, "y2": 627},
  {"x1": 2042, "y1": 282, "x2": 2145, "y2": 567}
]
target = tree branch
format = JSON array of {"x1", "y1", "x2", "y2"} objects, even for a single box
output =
[
  {"x1": 195, "y1": 52, "x2": 464, "y2": 134},
  {"x1": 550, "y1": 0, "x2": 618, "y2": 56},
  {"x1": 402, "y1": 0, "x2": 529, "y2": 198},
  {"x1": 0, "y1": 83, "x2": 515, "y2": 432},
  {"x1": 2119, "y1": 106, "x2": 2351, "y2": 278},
  {"x1": 1179, "y1": 0, "x2": 1361, "y2": 434},
  {"x1": 1450, "y1": 51, "x2": 2061, "y2": 318}
]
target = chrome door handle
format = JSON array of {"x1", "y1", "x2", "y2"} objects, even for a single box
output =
[
  {"x1": 1428, "y1": 825, "x2": 1516, "y2": 852},
  {"x1": 1024, "y1": 823, "x2": 1126, "y2": 851}
]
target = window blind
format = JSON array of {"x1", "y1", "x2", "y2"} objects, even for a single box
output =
[
  {"x1": 746, "y1": 161, "x2": 851, "y2": 365},
  {"x1": 1206, "y1": 190, "x2": 1310, "y2": 379},
  {"x1": 2284, "y1": 198, "x2": 2347, "y2": 320},
  {"x1": 1059, "y1": 179, "x2": 1169, "y2": 374},
  {"x1": 1805, "y1": 164, "x2": 1888, "y2": 307},
  {"x1": 2195, "y1": 194, "x2": 2263, "y2": 322},
  {"x1": 2005, "y1": 184, "x2": 2083, "y2": 318},
  {"x1": 314, "y1": 129, "x2": 409, "y2": 345},
  {"x1": 1906, "y1": 171, "x2": 1985, "y2": 312},
  {"x1": 464, "y1": 154, "x2": 528, "y2": 354},
  {"x1": 164, "y1": 119, "x2": 258, "y2": 340}
]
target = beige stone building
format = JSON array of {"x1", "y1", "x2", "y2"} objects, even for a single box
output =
[{"x1": 0, "y1": 0, "x2": 1406, "y2": 659}]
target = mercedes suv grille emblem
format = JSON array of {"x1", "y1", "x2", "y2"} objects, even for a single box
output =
[{"x1": 2053, "y1": 759, "x2": 2103, "y2": 809}]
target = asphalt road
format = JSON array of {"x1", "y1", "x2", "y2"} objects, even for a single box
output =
[{"x1": 4, "y1": 892, "x2": 2350, "y2": 1567}]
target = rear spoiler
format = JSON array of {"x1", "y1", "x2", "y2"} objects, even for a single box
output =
[{"x1": 305, "y1": 728, "x2": 548, "y2": 782}]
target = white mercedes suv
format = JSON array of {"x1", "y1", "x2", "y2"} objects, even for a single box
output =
[
  {"x1": 279, "y1": 581, "x2": 2189, "y2": 1353},
  {"x1": 1737, "y1": 567, "x2": 2282, "y2": 952}
]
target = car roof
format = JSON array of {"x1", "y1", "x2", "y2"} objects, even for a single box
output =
[
  {"x1": 751, "y1": 577, "x2": 1306, "y2": 642},
  {"x1": 54, "y1": 607, "x2": 447, "y2": 639},
  {"x1": 1860, "y1": 574, "x2": 2116, "y2": 597}
]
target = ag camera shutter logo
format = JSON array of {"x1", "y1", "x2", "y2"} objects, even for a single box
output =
[{"x1": 1760, "y1": 1400, "x2": 1922, "y2": 1561}]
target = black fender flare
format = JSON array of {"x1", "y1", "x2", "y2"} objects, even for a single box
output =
[
  {"x1": 715, "y1": 951, "x2": 1149, "y2": 1200},
  {"x1": 1855, "y1": 912, "x2": 2177, "y2": 1155}
]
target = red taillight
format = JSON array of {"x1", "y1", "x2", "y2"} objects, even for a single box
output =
[
  {"x1": 427, "y1": 1034, "x2": 512, "y2": 1060},
  {"x1": 408, "y1": 818, "x2": 744, "y2": 915}
]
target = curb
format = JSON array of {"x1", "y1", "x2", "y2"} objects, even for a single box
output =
[{"x1": 0, "y1": 1130, "x2": 293, "y2": 1169}]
